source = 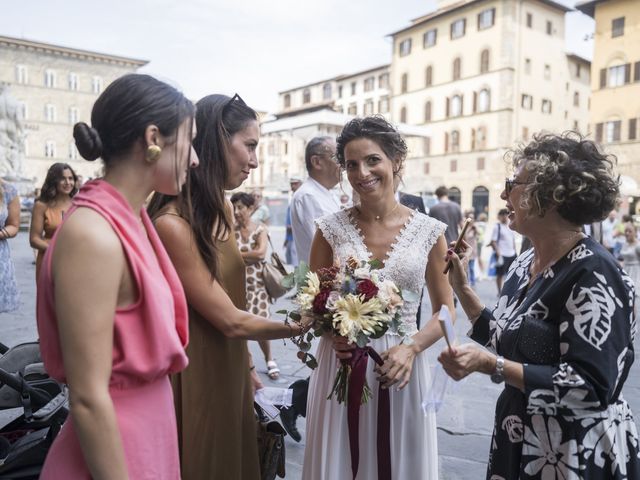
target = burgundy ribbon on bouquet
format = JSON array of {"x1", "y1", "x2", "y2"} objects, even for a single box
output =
[{"x1": 346, "y1": 346, "x2": 391, "y2": 480}]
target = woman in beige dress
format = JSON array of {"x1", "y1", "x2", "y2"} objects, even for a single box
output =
[
  {"x1": 29, "y1": 162, "x2": 77, "y2": 281},
  {"x1": 231, "y1": 191, "x2": 280, "y2": 380},
  {"x1": 148, "y1": 94, "x2": 311, "y2": 479}
]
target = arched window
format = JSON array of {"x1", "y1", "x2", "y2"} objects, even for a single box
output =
[
  {"x1": 401, "y1": 73, "x2": 409, "y2": 93},
  {"x1": 480, "y1": 49, "x2": 490, "y2": 73},
  {"x1": 425, "y1": 66, "x2": 433, "y2": 86},
  {"x1": 453, "y1": 57, "x2": 461, "y2": 80},
  {"x1": 323, "y1": 83, "x2": 332, "y2": 100},
  {"x1": 303, "y1": 89, "x2": 311, "y2": 104},
  {"x1": 478, "y1": 89, "x2": 490, "y2": 112},
  {"x1": 449, "y1": 187, "x2": 462, "y2": 205},
  {"x1": 284, "y1": 94, "x2": 291, "y2": 108},
  {"x1": 451, "y1": 130, "x2": 460, "y2": 152},
  {"x1": 477, "y1": 126, "x2": 487, "y2": 149},
  {"x1": 451, "y1": 94, "x2": 463, "y2": 117},
  {"x1": 472, "y1": 186, "x2": 489, "y2": 216},
  {"x1": 424, "y1": 101, "x2": 432, "y2": 122},
  {"x1": 400, "y1": 106, "x2": 408, "y2": 123}
]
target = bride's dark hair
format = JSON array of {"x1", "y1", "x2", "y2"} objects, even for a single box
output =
[{"x1": 335, "y1": 115, "x2": 407, "y2": 171}]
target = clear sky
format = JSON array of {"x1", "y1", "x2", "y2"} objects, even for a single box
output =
[{"x1": 2, "y1": 0, "x2": 593, "y2": 112}]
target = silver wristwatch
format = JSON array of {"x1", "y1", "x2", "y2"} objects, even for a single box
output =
[{"x1": 490, "y1": 355, "x2": 505, "y2": 384}]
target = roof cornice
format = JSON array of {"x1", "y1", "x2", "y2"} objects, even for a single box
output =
[{"x1": 0, "y1": 35, "x2": 148, "y2": 67}]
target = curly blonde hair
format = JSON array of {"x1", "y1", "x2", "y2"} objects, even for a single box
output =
[{"x1": 507, "y1": 131, "x2": 619, "y2": 225}]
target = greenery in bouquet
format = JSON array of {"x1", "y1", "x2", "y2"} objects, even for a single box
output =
[{"x1": 278, "y1": 257, "x2": 417, "y2": 404}]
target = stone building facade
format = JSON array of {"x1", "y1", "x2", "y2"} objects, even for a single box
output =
[
  {"x1": 0, "y1": 35, "x2": 147, "y2": 185},
  {"x1": 577, "y1": 0, "x2": 640, "y2": 209},
  {"x1": 389, "y1": 0, "x2": 591, "y2": 216}
]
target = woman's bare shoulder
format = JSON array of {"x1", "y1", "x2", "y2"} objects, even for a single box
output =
[{"x1": 57, "y1": 207, "x2": 120, "y2": 251}]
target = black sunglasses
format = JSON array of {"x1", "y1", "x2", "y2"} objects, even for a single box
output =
[
  {"x1": 224, "y1": 93, "x2": 247, "y2": 109},
  {"x1": 505, "y1": 178, "x2": 528, "y2": 195}
]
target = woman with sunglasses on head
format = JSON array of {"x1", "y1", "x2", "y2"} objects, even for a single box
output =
[
  {"x1": 36, "y1": 74, "x2": 199, "y2": 479},
  {"x1": 148, "y1": 94, "x2": 312, "y2": 480},
  {"x1": 29, "y1": 162, "x2": 78, "y2": 281},
  {"x1": 439, "y1": 132, "x2": 639, "y2": 479}
]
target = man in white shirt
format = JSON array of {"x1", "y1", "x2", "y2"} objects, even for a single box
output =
[
  {"x1": 291, "y1": 136, "x2": 341, "y2": 264},
  {"x1": 282, "y1": 136, "x2": 340, "y2": 442},
  {"x1": 490, "y1": 208, "x2": 517, "y2": 293}
]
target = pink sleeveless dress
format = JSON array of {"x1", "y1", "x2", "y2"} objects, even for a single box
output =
[{"x1": 36, "y1": 179, "x2": 189, "y2": 479}]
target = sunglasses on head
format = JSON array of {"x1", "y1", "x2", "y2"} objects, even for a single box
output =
[{"x1": 225, "y1": 93, "x2": 246, "y2": 109}]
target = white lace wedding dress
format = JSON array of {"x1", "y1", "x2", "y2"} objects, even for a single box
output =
[{"x1": 302, "y1": 208, "x2": 446, "y2": 480}]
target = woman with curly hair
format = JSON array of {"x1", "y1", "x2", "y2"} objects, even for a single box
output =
[
  {"x1": 29, "y1": 162, "x2": 78, "y2": 281},
  {"x1": 440, "y1": 132, "x2": 639, "y2": 479}
]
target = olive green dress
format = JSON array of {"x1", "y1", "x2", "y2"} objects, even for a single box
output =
[{"x1": 172, "y1": 222, "x2": 260, "y2": 479}]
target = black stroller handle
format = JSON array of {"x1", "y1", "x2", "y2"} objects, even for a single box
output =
[{"x1": 0, "y1": 368, "x2": 52, "y2": 407}]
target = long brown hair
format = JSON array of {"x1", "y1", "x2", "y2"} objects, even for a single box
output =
[
  {"x1": 38, "y1": 163, "x2": 78, "y2": 203},
  {"x1": 148, "y1": 94, "x2": 257, "y2": 279}
]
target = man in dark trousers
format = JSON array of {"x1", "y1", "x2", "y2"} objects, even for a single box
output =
[{"x1": 428, "y1": 186, "x2": 463, "y2": 244}]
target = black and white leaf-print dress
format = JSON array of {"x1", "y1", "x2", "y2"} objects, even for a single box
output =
[{"x1": 470, "y1": 237, "x2": 640, "y2": 479}]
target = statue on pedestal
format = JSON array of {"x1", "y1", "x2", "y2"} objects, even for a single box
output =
[{"x1": 0, "y1": 84, "x2": 26, "y2": 178}]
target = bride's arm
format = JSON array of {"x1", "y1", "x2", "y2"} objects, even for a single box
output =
[
  {"x1": 413, "y1": 234, "x2": 456, "y2": 351},
  {"x1": 309, "y1": 230, "x2": 356, "y2": 359},
  {"x1": 309, "y1": 229, "x2": 334, "y2": 271},
  {"x1": 376, "y1": 234, "x2": 455, "y2": 390}
]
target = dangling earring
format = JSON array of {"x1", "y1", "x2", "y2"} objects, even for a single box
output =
[{"x1": 146, "y1": 145, "x2": 162, "y2": 163}]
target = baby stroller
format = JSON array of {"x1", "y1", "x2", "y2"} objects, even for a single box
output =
[{"x1": 0, "y1": 341, "x2": 68, "y2": 479}]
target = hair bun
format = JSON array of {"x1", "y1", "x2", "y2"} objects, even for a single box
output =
[{"x1": 73, "y1": 122, "x2": 103, "y2": 161}]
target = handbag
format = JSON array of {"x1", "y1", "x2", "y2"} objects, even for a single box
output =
[
  {"x1": 255, "y1": 404, "x2": 286, "y2": 480},
  {"x1": 262, "y1": 235, "x2": 289, "y2": 300}
]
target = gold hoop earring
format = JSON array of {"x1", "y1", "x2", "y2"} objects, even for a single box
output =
[{"x1": 146, "y1": 145, "x2": 162, "y2": 163}]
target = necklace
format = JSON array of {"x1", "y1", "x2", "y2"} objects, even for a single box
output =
[
  {"x1": 530, "y1": 230, "x2": 584, "y2": 279},
  {"x1": 355, "y1": 202, "x2": 400, "y2": 222}
]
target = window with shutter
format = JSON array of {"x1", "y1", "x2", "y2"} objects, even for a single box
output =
[
  {"x1": 446, "y1": 97, "x2": 450, "y2": 117},
  {"x1": 595, "y1": 123, "x2": 603, "y2": 142},
  {"x1": 400, "y1": 106, "x2": 407, "y2": 123},
  {"x1": 444, "y1": 132, "x2": 449, "y2": 153},
  {"x1": 425, "y1": 66, "x2": 433, "y2": 86},
  {"x1": 625, "y1": 64, "x2": 631, "y2": 83},
  {"x1": 612, "y1": 17, "x2": 625, "y2": 37},
  {"x1": 630, "y1": 118, "x2": 637, "y2": 140},
  {"x1": 453, "y1": 58, "x2": 461, "y2": 80},
  {"x1": 635, "y1": 62, "x2": 640, "y2": 82},
  {"x1": 600, "y1": 68, "x2": 607, "y2": 88}
]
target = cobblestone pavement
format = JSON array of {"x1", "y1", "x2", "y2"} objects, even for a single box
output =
[{"x1": 2, "y1": 229, "x2": 639, "y2": 479}]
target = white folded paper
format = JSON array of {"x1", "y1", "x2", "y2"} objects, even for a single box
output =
[{"x1": 255, "y1": 387, "x2": 293, "y2": 419}]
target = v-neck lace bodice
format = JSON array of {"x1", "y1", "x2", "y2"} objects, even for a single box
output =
[
  {"x1": 316, "y1": 209, "x2": 446, "y2": 334},
  {"x1": 346, "y1": 207, "x2": 417, "y2": 267}
]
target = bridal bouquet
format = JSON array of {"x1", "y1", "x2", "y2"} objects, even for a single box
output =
[{"x1": 279, "y1": 257, "x2": 411, "y2": 405}]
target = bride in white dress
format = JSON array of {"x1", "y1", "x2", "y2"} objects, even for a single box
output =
[{"x1": 302, "y1": 116, "x2": 455, "y2": 480}]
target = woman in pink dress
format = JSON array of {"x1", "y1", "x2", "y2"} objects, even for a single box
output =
[{"x1": 36, "y1": 73, "x2": 199, "y2": 479}]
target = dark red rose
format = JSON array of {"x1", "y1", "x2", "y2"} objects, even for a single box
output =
[
  {"x1": 356, "y1": 279, "x2": 379, "y2": 301},
  {"x1": 312, "y1": 289, "x2": 331, "y2": 314}
]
